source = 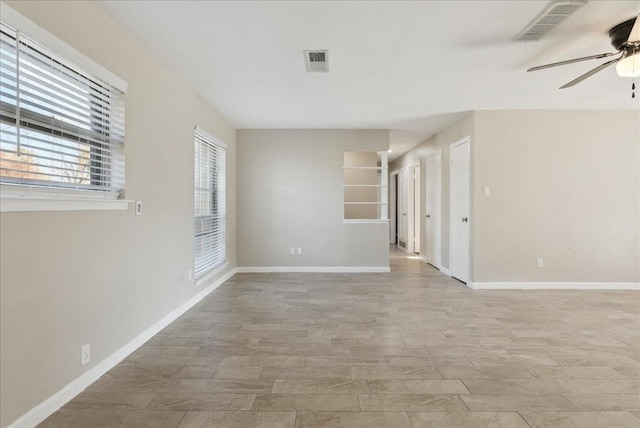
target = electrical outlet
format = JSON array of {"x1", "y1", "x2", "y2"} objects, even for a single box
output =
[
  {"x1": 135, "y1": 200, "x2": 143, "y2": 216},
  {"x1": 537, "y1": 258, "x2": 544, "y2": 268},
  {"x1": 297, "y1": 247, "x2": 303, "y2": 255},
  {"x1": 290, "y1": 247, "x2": 295, "y2": 255},
  {"x1": 81, "y1": 343, "x2": 90, "y2": 365}
]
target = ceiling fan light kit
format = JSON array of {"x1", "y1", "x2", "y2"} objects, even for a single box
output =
[
  {"x1": 615, "y1": 50, "x2": 639, "y2": 77},
  {"x1": 526, "y1": 9, "x2": 640, "y2": 96}
]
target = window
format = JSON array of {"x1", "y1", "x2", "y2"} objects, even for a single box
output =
[
  {"x1": 194, "y1": 128, "x2": 226, "y2": 278},
  {"x1": 343, "y1": 150, "x2": 388, "y2": 222},
  {"x1": 0, "y1": 21, "x2": 125, "y2": 199}
]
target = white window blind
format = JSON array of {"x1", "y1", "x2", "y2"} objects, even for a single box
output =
[
  {"x1": 194, "y1": 128, "x2": 226, "y2": 277},
  {"x1": 0, "y1": 23, "x2": 125, "y2": 196}
]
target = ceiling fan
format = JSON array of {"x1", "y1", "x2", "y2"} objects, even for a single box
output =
[{"x1": 528, "y1": 15, "x2": 640, "y2": 91}]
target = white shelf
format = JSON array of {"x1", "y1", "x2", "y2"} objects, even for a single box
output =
[{"x1": 343, "y1": 150, "x2": 388, "y2": 222}]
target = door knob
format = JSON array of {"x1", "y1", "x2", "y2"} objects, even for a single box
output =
[
  {"x1": 462, "y1": 217, "x2": 468, "y2": 222},
  {"x1": 403, "y1": 213, "x2": 407, "y2": 216},
  {"x1": 426, "y1": 214, "x2": 431, "y2": 218}
]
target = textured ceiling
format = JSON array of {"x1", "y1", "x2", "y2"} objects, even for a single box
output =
[{"x1": 100, "y1": 1, "x2": 640, "y2": 160}]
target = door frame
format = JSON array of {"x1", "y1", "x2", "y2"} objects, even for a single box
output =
[
  {"x1": 389, "y1": 171, "x2": 398, "y2": 244},
  {"x1": 413, "y1": 162, "x2": 421, "y2": 254},
  {"x1": 425, "y1": 150, "x2": 442, "y2": 269},
  {"x1": 397, "y1": 167, "x2": 410, "y2": 251},
  {"x1": 449, "y1": 136, "x2": 471, "y2": 283}
]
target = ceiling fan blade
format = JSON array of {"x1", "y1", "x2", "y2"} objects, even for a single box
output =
[
  {"x1": 559, "y1": 57, "x2": 621, "y2": 89},
  {"x1": 527, "y1": 52, "x2": 618, "y2": 72},
  {"x1": 628, "y1": 15, "x2": 640, "y2": 43}
]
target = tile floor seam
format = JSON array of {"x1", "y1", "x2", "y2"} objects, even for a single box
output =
[
  {"x1": 458, "y1": 379, "x2": 472, "y2": 395},
  {"x1": 459, "y1": 394, "x2": 472, "y2": 412},
  {"x1": 405, "y1": 411, "x2": 415, "y2": 428},
  {"x1": 174, "y1": 410, "x2": 188, "y2": 428},
  {"x1": 516, "y1": 410, "x2": 534, "y2": 428}
]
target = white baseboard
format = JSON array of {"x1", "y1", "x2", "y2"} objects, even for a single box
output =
[
  {"x1": 439, "y1": 266, "x2": 451, "y2": 276},
  {"x1": 237, "y1": 266, "x2": 390, "y2": 273},
  {"x1": 468, "y1": 281, "x2": 640, "y2": 290},
  {"x1": 9, "y1": 267, "x2": 237, "y2": 428}
]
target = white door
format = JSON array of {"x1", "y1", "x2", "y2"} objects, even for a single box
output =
[
  {"x1": 398, "y1": 168, "x2": 408, "y2": 250},
  {"x1": 425, "y1": 151, "x2": 441, "y2": 267},
  {"x1": 389, "y1": 172, "x2": 397, "y2": 244},
  {"x1": 413, "y1": 164, "x2": 421, "y2": 254},
  {"x1": 450, "y1": 138, "x2": 470, "y2": 283}
]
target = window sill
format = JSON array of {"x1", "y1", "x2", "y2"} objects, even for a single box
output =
[
  {"x1": 1, "y1": 196, "x2": 132, "y2": 212},
  {"x1": 1, "y1": 185, "x2": 132, "y2": 212}
]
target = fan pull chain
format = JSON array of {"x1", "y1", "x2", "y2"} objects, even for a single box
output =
[{"x1": 633, "y1": 48, "x2": 637, "y2": 99}]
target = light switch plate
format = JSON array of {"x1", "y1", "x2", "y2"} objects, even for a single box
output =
[{"x1": 81, "y1": 343, "x2": 90, "y2": 365}]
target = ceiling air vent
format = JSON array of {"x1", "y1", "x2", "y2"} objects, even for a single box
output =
[
  {"x1": 515, "y1": 0, "x2": 587, "y2": 42},
  {"x1": 304, "y1": 50, "x2": 328, "y2": 72}
]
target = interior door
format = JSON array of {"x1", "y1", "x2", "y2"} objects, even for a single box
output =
[
  {"x1": 389, "y1": 173, "x2": 397, "y2": 244},
  {"x1": 450, "y1": 139, "x2": 470, "y2": 283},
  {"x1": 425, "y1": 151, "x2": 441, "y2": 267},
  {"x1": 413, "y1": 164, "x2": 421, "y2": 254},
  {"x1": 398, "y1": 168, "x2": 408, "y2": 249}
]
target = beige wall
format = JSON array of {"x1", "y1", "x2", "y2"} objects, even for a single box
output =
[
  {"x1": 390, "y1": 113, "x2": 475, "y2": 270},
  {"x1": 473, "y1": 110, "x2": 639, "y2": 283},
  {"x1": 237, "y1": 130, "x2": 389, "y2": 268},
  {"x1": 391, "y1": 110, "x2": 639, "y2": 284},
  {"x1": 0, "y1": 2, "x2": 236, "y2": 426}
]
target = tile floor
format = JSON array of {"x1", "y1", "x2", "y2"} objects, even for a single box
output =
[{"x1": 39, "y1": 247, "x2": 640, "y2": 427}]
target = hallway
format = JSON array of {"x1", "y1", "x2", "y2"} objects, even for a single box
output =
[{"x1": 40, "y1": 256, "x2": 640, "y2": 427}]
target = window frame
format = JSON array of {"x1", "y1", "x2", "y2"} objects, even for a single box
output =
[
  {"x1": 193, "y1": 126, "x2": 226, "y2": 280},
  {"x1": 0, "y1": 4, "x2": 129, "y2": 212}
]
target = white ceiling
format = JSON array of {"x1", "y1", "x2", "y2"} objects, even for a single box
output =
[{"x1": 100, "y1": 1, "x2": 640, "y2": 160}]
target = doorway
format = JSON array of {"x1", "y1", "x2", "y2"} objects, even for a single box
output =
[
  {"x1": 425, "y1": 150, "x2": 442, "y2": 268},
  {"x1": 450, "y1": 137, "x2": 470, "y2": 283}
]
